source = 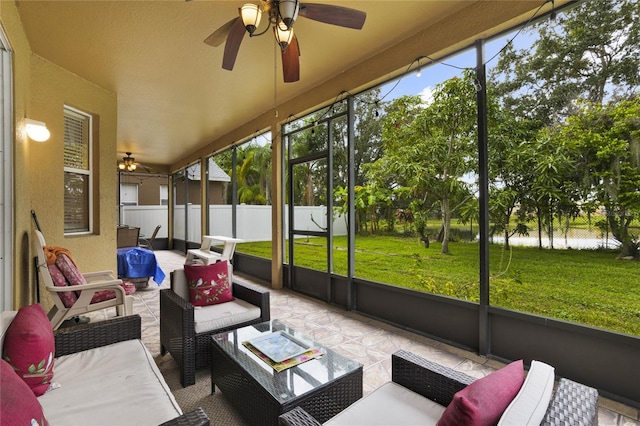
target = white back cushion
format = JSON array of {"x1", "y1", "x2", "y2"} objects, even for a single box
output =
[
  {"x1": 498, "y1": 360, "x2": 555, "y2": 426},
  {"x1": 0, "y1": 311, "x2": 17, "y2": 355}
]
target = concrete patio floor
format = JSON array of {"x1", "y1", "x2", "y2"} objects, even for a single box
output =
[{"x1": 87, "y1": 249, "x2": 639, "y2": 425}]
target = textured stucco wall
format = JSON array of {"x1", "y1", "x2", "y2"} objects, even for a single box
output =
[
  {"x1": 2, "y1": 0, "x2": 117, "y2": 311},
  {"x1": 2, "y1": 0, "x2": 35, "y2": 308}
]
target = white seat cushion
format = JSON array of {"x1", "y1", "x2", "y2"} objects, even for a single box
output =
[
  {"x1": 498, "y1": 360, "x2": 555, "y2": 426},
  {"x1": 39, "y1": 339, "x2": 182, "y2": 426},
  {"x1": 325, "y1": 381, "x2": 446, "y2": 426},
  {"x1": 194, "y1": 298, "x2": 261, "y2": 334}
]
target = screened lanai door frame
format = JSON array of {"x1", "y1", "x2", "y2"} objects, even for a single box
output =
[{"x1": 284, "y1": 104, "x2": 353, "y2": 305}]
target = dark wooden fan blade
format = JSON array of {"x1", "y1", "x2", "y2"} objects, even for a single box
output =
[
  {"x1": 138, "y1": 164, "x2": 153, "y2": 173},
  {"x1": 204, "y1": 17, "x2": 239, "y2": 47},
  {"x1": 299, "y1": 3, "x2": 366, "y2": 30},
  {"x1": 222, "y1": 18, "x2": 247, "y2": 71},
  {"x1": 282, "y1": 35, "x2": 300, "y2": 83}
]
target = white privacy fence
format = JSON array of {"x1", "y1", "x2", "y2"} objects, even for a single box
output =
[{"x1": 120, "y1": 204, "x2": 348, "y2": 244}]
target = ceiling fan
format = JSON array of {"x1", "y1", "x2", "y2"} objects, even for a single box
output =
[
  {"x1": 204, "y1": 0, "x2": 366, "y2": 83},
  {"x1": 118, "y1": 152, "x2": 152, "y2": 173}
]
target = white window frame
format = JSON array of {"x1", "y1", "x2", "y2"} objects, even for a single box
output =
[
  {"x1": 160, "y1": 184, "x2": 169, "y2": 206},
  {"x1": 120, "y1": 183, "x2": 139, "y2": 206},
  {"x1": 63, "y1": 106, "x2": 93, "y2": 235}
]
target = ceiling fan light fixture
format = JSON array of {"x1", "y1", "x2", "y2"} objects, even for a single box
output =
[
  {"x1": 274, "y1": 21, "x2": 294, "y2": 52},
  {"x1": 277, "y1": 0, "x2": 299, "y2": 29},
  {"x1": 119, "y1": 152, "x2": 138, "y2": 172},
  {"x1": 240, "y1": 3, "x2": 262, "y2": 35}
]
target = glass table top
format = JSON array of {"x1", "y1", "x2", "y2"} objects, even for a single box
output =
[{"x1": 211, "y1": 319, "x2": 362, "y2": 404}]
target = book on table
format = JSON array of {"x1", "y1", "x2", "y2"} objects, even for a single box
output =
[{"x1": 246, "y1": 331, "x2": 313, "y2": 363}]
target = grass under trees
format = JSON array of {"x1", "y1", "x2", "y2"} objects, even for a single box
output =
[{"x1": 236, "y1": 235, "x2": 640, "y2": 336}]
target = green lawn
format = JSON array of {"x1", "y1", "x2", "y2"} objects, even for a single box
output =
[{"x1": 236, "y1": 235, "x2": 640, "y2": 336}]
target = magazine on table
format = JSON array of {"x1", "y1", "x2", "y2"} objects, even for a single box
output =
[{"x1": 246, "y1": 330, "x2": 313, "y2": 363}]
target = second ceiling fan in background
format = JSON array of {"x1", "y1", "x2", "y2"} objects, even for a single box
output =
[{"x1": 204, "y1": 0, "x2": 366, "y2": 82}]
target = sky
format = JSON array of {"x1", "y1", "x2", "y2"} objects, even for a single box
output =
[{"x1": 379, "y1": 25, "x2": 540, "y2": 104}]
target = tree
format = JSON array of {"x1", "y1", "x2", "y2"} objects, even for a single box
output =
[
  {"x1": 489, "y1": 0, "x2": 640, "y2": 254},
  {"x1": 524, "y1": 131, "x2": 579, "y2": 249},
  {"x1": 491, "y1": 0, "x2": 640, "y2": 127},
  {"x1": 556, "y1": 97, "x2": 640, "y2": 257},
  {"x1": 486, "y1": 98, "x2": 538, "y2": 249},
  {"x1": 353, "y1": 89, "x2": 385, "y2": 186},
  {"x1": 368, "y1": 71, "x2": 478, "y2": 254}
]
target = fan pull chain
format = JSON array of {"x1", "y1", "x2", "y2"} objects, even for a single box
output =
[{"x1": 274, "y1": 40, "x2": 279, "y2": 118}]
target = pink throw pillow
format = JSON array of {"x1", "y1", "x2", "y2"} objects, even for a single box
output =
[
  {"x1": 47, "y1": 263, "x2": 78, "y2": 308},
  {"x1": 1, "y1": 304, "x2": 55, "y2": 396},
  {"x1": 0, "y1": 359, "x2": 49, "y2": 426},
  {"x1": 184, "y1": 261, "x2": 234, "y2": 306},
  {"x1": 90, "y1": 282, "x2": 136, "y2": 304},
  {"x1": 437, "y1": 360, "x2": 525, "y2": 426},
  {"x1": 55, "y1": 253, "x2": 87, "y2": 287}
]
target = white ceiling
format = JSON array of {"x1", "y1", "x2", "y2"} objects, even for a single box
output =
[{"x1": 15, "y1": 1, "x2": 548, "y2": 170}]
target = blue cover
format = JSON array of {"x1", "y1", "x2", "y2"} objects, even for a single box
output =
[{"x1": 117, "y1": 247, "x2": 166, "y2": 285}]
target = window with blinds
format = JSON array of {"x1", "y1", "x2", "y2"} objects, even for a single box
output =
[
  {"x1": 120, "y1": 183, "x2": 138, "y2": 206},
  {"x1": 63, "y1": 107, "x2": 92, "y2": 234}
]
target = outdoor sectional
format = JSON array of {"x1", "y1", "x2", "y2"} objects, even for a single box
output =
[
  {"x1": 0, "y1": 309, "x2": 208, "y2": 426},
  {"x1": 279, "y1": 350, "x2": 599, "y2": 426}
]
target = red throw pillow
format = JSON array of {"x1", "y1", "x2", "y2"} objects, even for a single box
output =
[
  {"x1": 437, "y1": 360, "x2": 525, "y2": 426},
  {"x1": 2, "y1": 304, "x2": 55, "y2": 396},
  {"x1": 47, "y1": 263, "x2": 78, "y2": 308},
  {"x1": 0, "y1": 359, "x2": 49, "y2": 426},
  {"x1": 184, "y1": 260, "x2": 233, "y2": 306}
]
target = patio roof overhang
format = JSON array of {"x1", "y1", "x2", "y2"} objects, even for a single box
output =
[{"x1": 15, "y1": 1, "x2": 565, "y2": 171}]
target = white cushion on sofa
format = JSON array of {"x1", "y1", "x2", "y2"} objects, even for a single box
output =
[
  {"x1": 0, "y1": 311, "x2": 17, "y2": 354},
  {"x1": 39, "y1": 339, "x2": 182, "y2": 426},
  {"x1": 498, "y1": 360, "x2": 555, "y2": 426},
  {"x1": 194, "y1": 299, "x2": 261, "y2": 334},
  {"x1": 325, "y1": 381, "x2": 446, "y2": 425}
]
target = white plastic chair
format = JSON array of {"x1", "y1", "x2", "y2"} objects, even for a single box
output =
[
  {"x1": 185, "y1": 235, "x2": 242, "y2": 265},
  {"x1": 32, "y1": 229, "x2": 133, "y2": 330}
]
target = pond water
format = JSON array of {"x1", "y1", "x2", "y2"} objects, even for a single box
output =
[{"x1": 490, "y1": 235, "x2": 621, "y2": 250}]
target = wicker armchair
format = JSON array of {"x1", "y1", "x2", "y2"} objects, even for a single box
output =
[
  {"x1": 279, "y1": 350, "x2": 599, "y2": 426},
  {"x1": 160, "y1": 269, "x2": 270, "y2": 387},
  {"x1": 53, "y1": 315, "x2": 209, "y2": 426}
]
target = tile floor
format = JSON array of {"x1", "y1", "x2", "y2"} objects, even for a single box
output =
[{"x1": 87, "y1": 249, "x2": 639, "y2": 425}]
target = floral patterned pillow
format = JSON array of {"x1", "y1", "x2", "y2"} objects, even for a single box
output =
[
  {"x1": 2, "y1": 304, "x2": 55, "y2": 396},
  {"x1": 184, "y1": 260, "x2": 234, "y2": 306},
  {"x1": 55, "y1": 253, "x2": 87, "y2": 287},
  {"x1": 0, "y1": 359, "x2": 49, "y2": 425},
  {"x1": 47, "y1": 263, "x2": 78, "y2": 308}
]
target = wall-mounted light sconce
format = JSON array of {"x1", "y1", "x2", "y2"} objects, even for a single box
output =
[{"x1": 25, "y1": 118, "x2": 50, "y2": 142}]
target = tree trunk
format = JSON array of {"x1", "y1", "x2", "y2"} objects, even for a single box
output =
[
  {"x1": 537, "y1": 208, "x2": 543, "y2": 250},
  {"x1": 504, "y1": 226, "x2": 511, "y2": 251},
  {"x1": 441, "y1": 197, "x2": 451, "y2": 254}
]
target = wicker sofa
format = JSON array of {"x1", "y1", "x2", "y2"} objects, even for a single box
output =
[
  {"x1": 279, "y1": 350, "x2": 599, "y2": 426},
  {"x1": 0, "y1": 311, "x2": 208, "y2": 426}
]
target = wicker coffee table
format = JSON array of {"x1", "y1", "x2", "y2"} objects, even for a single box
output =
[{"x1": 210, "y1": 320, "x2": 363, "y2": 426}]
